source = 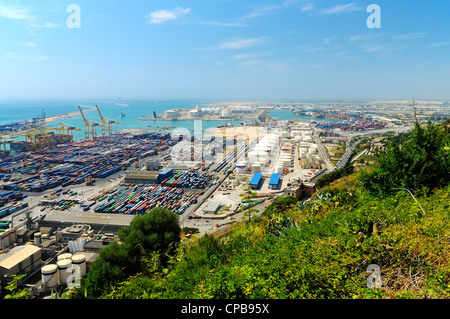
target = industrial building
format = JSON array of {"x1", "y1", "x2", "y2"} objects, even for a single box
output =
[
  {"x1": 268, "y1": 173, "x2": 281, "y2": 189},
  {"x1": 249, "y1": 172, "x2": 263, "y2": 189},
  {"x1": 125, "y1": 171, "x2": 159, "y2": 184},
  {"x1": 38, "y1": 210, "x2": 134, "y2": 235},
  {"x1": 203, "y1": 202, "x2": 222, "y2": 215},
  {"x1": 0, "y1": 245, "x2": 42, "y2": 279}
]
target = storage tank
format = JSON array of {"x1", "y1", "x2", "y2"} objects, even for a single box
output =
[
  {"x1": 71, "y1": 254, "x2": 87, "y2": 278},
  {"x1": 41, "y1": 264, "x2": 58, "y2": 289},
  {"x1": 251, "y1": 164, "x2": 261, "y2": 174},
  {"x1": 248, "y1": 151, "x2": 268, "y2": 164},
  {"x1": 34, "y1": 232, "x2": 42, "y2": 245},
  {"x1": 280, "y1": 131, "x2": 289, "y2": 138},
  {"x1": 57, "y1": 253, "x2": 72, "y2": 261},
  {"x1": 274, "y1": 166, "x2": 284, "y2": 174},
  {"x1": 57, "y1": 258, "x2": 73, "y2": 286},
  {"x1": 236, "y1": 162, "x2": 246, "y2": 174}
]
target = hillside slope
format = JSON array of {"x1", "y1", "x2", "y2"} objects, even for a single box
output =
[{"x1": 104, "y1": 178, "x2": 450, "y2": 299}]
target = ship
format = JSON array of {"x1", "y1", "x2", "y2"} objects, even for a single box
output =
[{"x1": 120, "y1": 112, "x2": 126, "y2": 117}]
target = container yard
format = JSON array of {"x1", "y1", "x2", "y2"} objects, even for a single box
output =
[{"x1": 0, "y1": 132, "x2": 176, "y2": 193}]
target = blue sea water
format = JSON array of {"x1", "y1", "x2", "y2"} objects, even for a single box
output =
[{"x1": 1, "y1": 99, "x2": 334, "y2": 141}]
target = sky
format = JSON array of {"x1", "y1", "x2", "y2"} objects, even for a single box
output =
[{"x1": 0, "y1": 0, "x2": 449, "y2": 102}]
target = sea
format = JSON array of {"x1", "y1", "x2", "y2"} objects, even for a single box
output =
[{"x1": 0, "y1": 99, "x2": 336, "y2": 141}]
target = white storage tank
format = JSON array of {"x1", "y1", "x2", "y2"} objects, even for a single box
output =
[
  {"x1": 236, "y1": 162, "x2": 247, "y2": 174},
  {"x1": 71, "y1": 254, "x2": 87, "y2": 278},
  {"x1": 34, "y1": 232, "x2": 42, "y2": 245},
  {"x1": 41, "y1": 264, "x2": 58, "y2": 289},
  {"x1": 274, "y1": 166, "x2": 284, "y2": 174},
  {"x1": 57, "y1": 253, "x2": 72, "y2": 261},
  {"x1": 251, "y1": 164, "x2": 261, "y2": 174},
  {"x1": 280, "y1": 131, "x2": 289, "y2": 138},
  {"x1": 57, "y1": 258, "x2": 73, "y2": 286}
]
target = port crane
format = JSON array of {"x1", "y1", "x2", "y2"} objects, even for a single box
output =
[
  {"x1": 78, "y1": 105, "x2": 102, "y2": 139},
  {"x1": 56, "y1": 122, "x2": 81, "y2": 137},
  {"x1": 96, "y1": 105, "x2": 119, "y2": 135}
]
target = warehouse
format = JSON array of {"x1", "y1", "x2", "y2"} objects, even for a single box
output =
[
  {"x1": 157, "y1": 168, "x2": 174, "y2": 183},
  {"x1": 268, "y1": 173, "x2": 281, "y2": 189},
  {"x1": 38, "y1": 210, "x2": 134, "y2": 234},
  {"x1": 124, "y1": 171, "x2": 159, "y2": 184},
  {"x1": 203, "y1": 202, "x2": 222, "y2": 215},
  {"x1": 249, "y1": 172, "x2": 263, "y2": 189},
  {"x1": 0, "y1": 245, "x2": 42, "y2": 279}
]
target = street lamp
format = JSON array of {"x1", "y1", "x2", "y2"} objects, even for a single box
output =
[{"x1": 392, "y1": 188, "x2": 426, "y2": 215}]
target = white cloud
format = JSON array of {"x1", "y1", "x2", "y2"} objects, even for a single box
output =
[
  {"x1": 430, "y1": 41, "x2": 450, "y2": 47},
  {"x1": 0, "y1": 4, "x2": 33, "y2": 20},
  {"x1": 395, "y1": 32, "x2": 427, "y2": 40},
  {"x1": 360, "y1": 44, "x2": 386, "y2": 52},
  {"x1": 4, "y1": 52, "x2": 48, "y2": 62},
  {"x1": 349, "y1": 33, "x2": 384, "y2": 42},
  {"x1": 239, "y1": 5, "x2": 281, "y2": 20},
  {"x1": 145, "y1": 7, "x2": 191, "y2": 24},
  {"x1": 323, "y1": 2, "x2": 363, "y2": 15},
  {"x1": 215, "y1": 37, "x2": 266, "y2": 50},
  {"x1": 233, "y1": 53, "x2": 260, "y2": 60},
  {"x1": 301, "y1": 4, "x2": 314, "y2": 12},
  {"x1": 28, "y1": 22, "x2": 59, "y2": 29},
  {"x1": 23, "y1": 41, "x2": 37, "y2": 47},
  {"x1": 195, "y1": 20, "x2": 245, "y2": 27}
]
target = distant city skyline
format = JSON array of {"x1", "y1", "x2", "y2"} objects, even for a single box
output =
[{"x1": 1, "y1": 0, "x2": 449, "y2": 101}]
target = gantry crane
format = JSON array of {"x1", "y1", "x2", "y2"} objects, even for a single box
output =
[
  {"x1": 57, "y1": 122, "x2": 81, "y2": 136},
  {"x1": 96, "y1": 105, "x2": 119, "y2": 135},
  {"x1": 79, "y1": 105, "x2": 102, "y2": 139}
]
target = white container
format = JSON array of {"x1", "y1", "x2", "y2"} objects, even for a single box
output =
[
  {"x1": 34, "y1": 232, "x2": 42, "y2": 245},
  {"x1": 71, "y1": 254, "x2": 87, "y2": 278},
  {"x1": 57, "y1": 259, "x2": 73, "y2": 286},
  {"x1": 41, "y1": 264, "x2": 58, "y2": 289}
]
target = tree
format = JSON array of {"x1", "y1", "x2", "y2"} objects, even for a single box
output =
[
  {"x1": 360, "y1": 121, "x2": 450, "y2": 196},
  {"x1": 83, "y1": 207, "x2": 181, "y2": 298},
  {"x1": 119, "y1": 207, "x2": 181, "y2": 260}
]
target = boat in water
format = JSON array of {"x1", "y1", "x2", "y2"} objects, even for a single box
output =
[{"x1": 121, "y1": 112, "x2": 126, "y2": 117}]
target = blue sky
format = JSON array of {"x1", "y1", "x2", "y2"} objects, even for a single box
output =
[{"x1": 0, "y1": 0, "x2": 449, "y2": 101}]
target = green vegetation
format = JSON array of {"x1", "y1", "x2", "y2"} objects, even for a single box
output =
[
  {"x1": 315, "y1": 165, "x2": 355, "y2": 188},
  {"x1": 66, "y1": 121, "x2": 449, "y2": 299},
  {"x1": 77, "y1": 207, "x2": 181, "y2": 298},
  {"x1": 361, "y1": 121, "x2": 450, "y2": 196}
]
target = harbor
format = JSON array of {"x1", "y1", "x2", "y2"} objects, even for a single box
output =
[{"x1": 0, "y1": 100, "x2": 420, "y2": 298}]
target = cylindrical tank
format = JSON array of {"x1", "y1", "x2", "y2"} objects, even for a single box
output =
[
  {"x1": 251, "y1": 164, "x2": 261, "y2": 174},
  {"x1": 41, "y1": 264, "x2": 58, "y2": 289},
  {"x1": 274, "y1": 166, "x2": 284, "y2": 174},
  {"x1": 41, "y1": 234, "x2": 48, "y2": 241},
  {"x1": 280, "y1": 131, "x2": 289, "y2": 138},
  {"x1": 34, "y1": 232, "x2": 42, "y2": 245},
  {"x1": 57, "y1": 258, "x2": 73, "y2": 286},
  {"x1": 71, "y1": 254, "x2": 87, "y2": 278},
  {"x1": 57, "y1": 253, "x2": 72, "y2": 261}
]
